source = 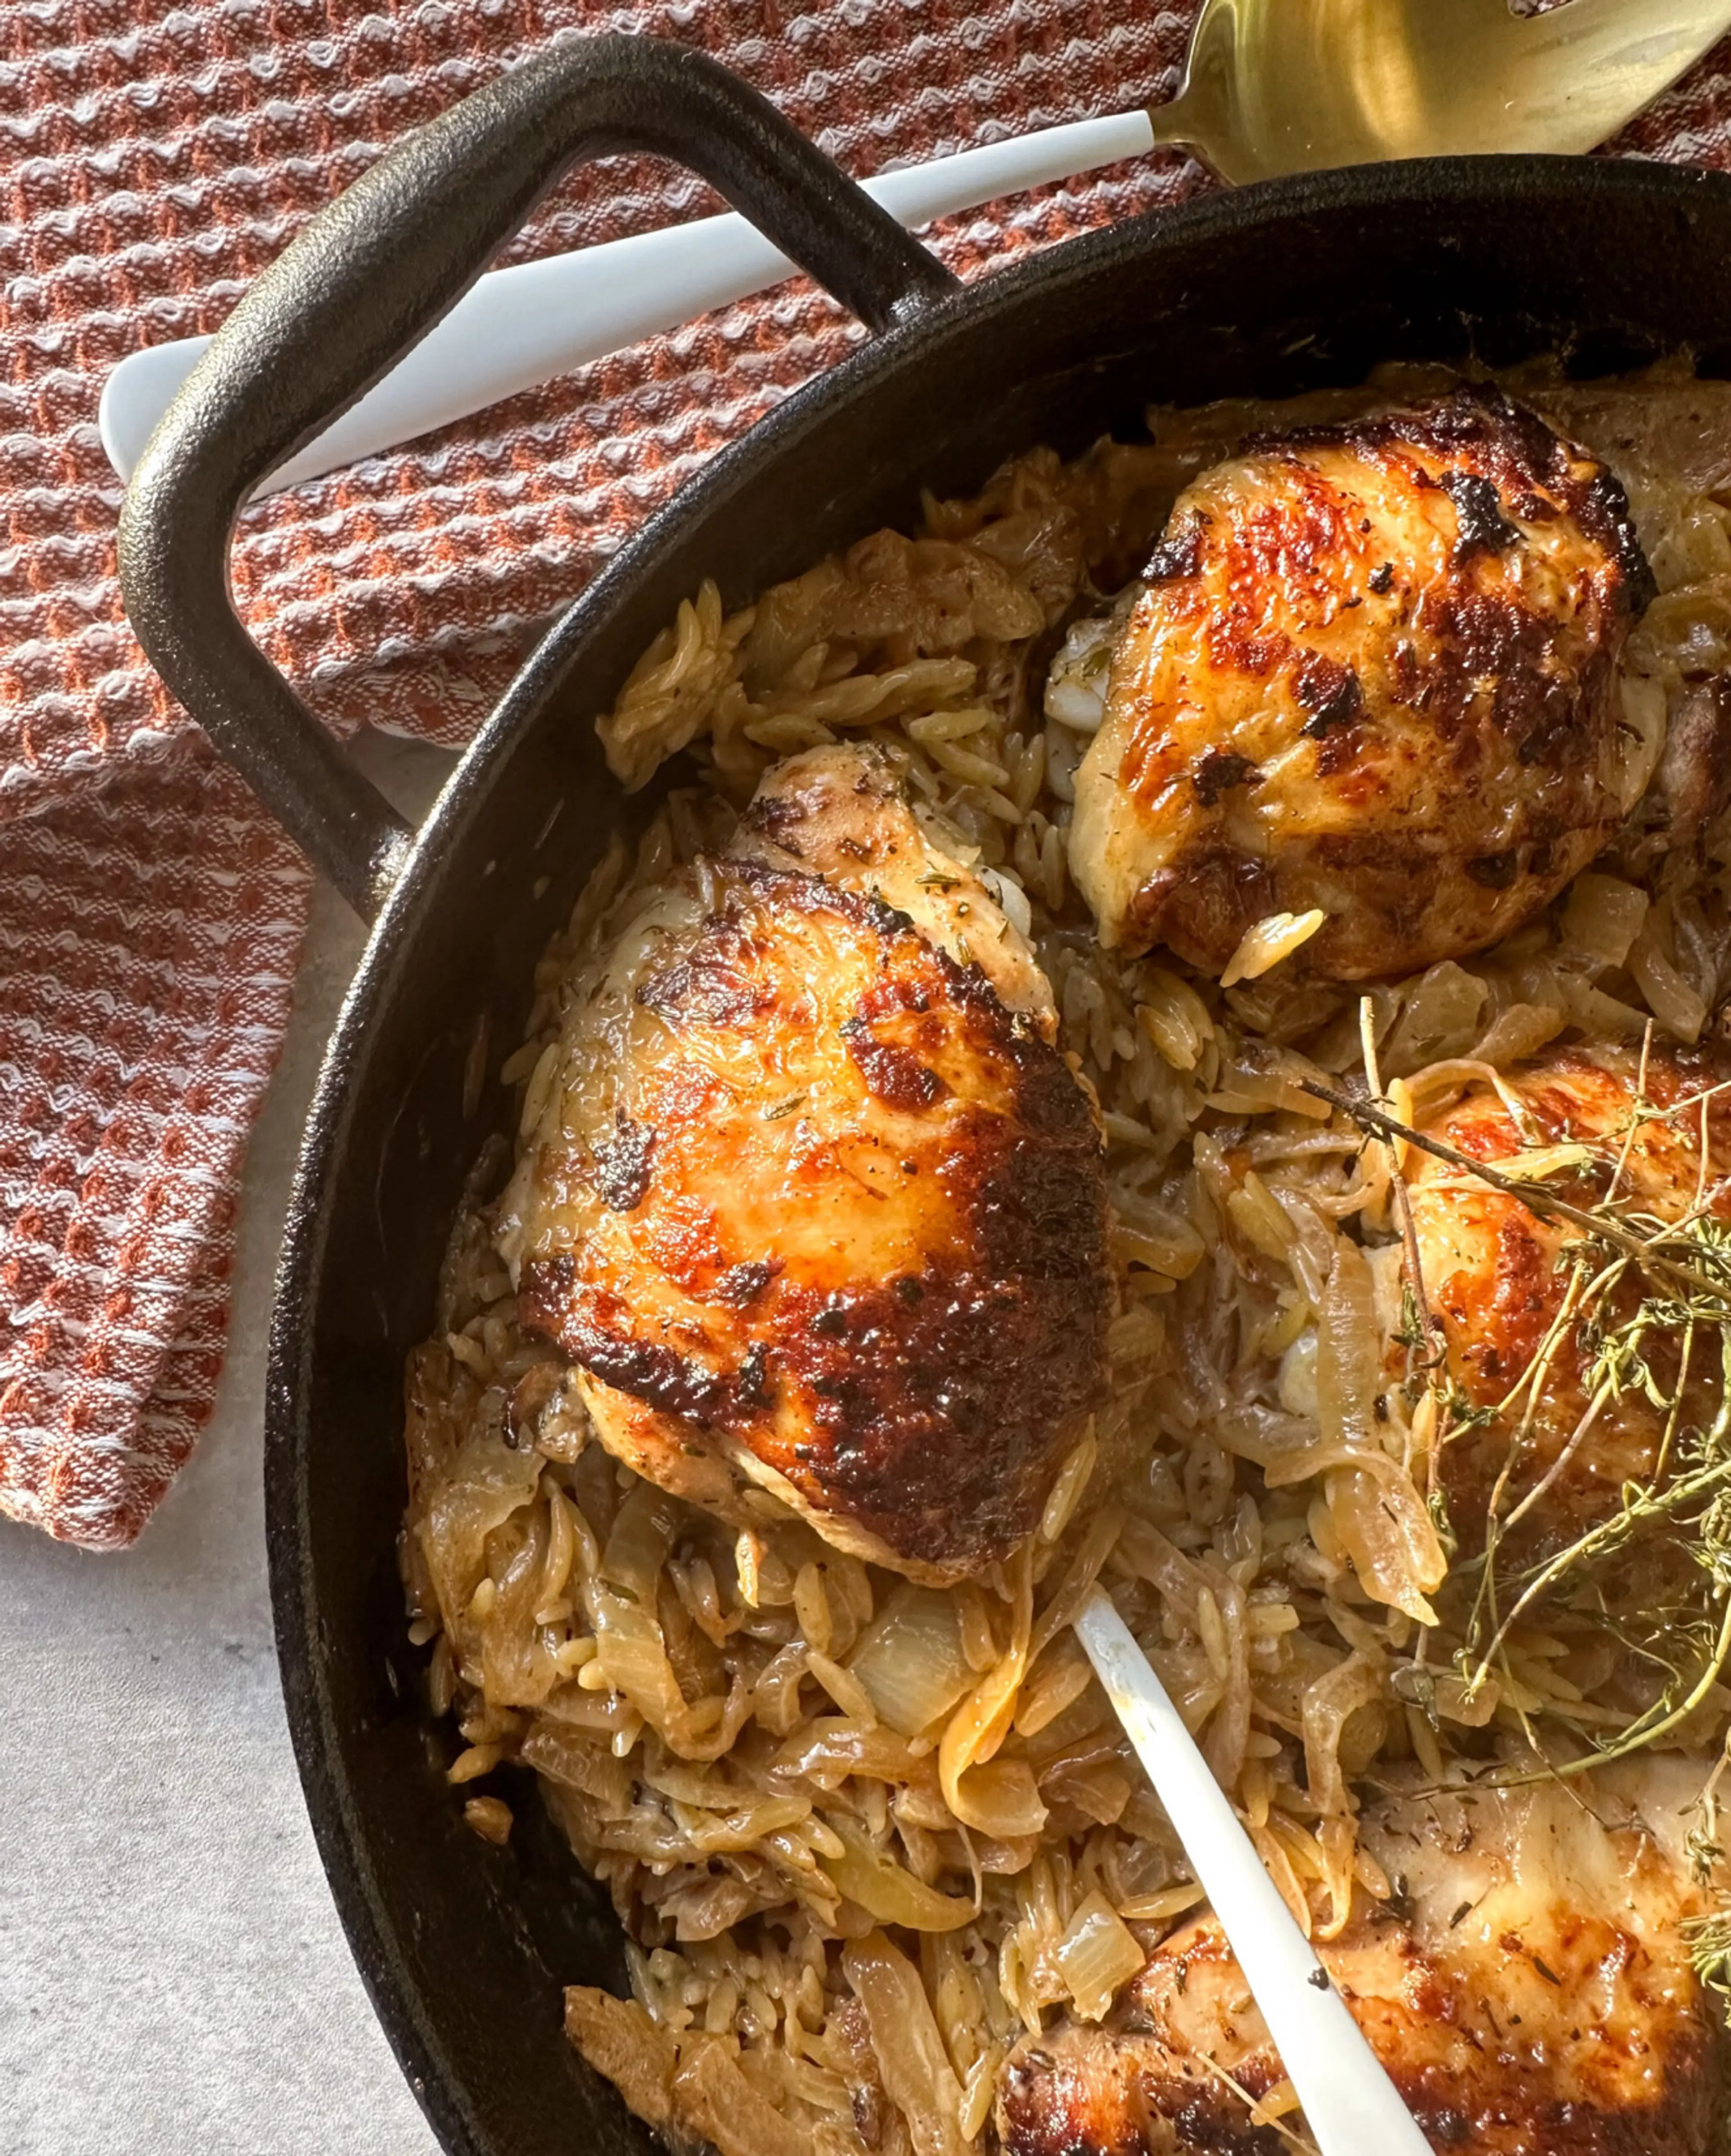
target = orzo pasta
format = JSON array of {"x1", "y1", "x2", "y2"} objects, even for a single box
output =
[{"x1": 401, "y1": 361, "x2": 1731, "y2": 2156}]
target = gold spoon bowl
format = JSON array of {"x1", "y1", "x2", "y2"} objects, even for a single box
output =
[{"x1": 1156, "y1": 0, "x2": 1731, "y2": 184}]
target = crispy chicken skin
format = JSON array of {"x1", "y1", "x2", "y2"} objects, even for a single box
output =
[
  {"x1": 1069, "y1": 388, "x2": 1657, "y2": 979},
  {"x1": 499, "y1": 746, "x2": 1108, "y2": 1583},
  {"x1": 1405, "y1": 1042, "x2": 1731, "y2": 1564},
  {"x1": 997, "y1": 1763, "x2": 1728, "y2": 2156}
]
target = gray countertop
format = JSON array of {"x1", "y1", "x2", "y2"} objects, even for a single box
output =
[{"x1": 1, "y1": 737, "x2": 453, "y2": 2156}]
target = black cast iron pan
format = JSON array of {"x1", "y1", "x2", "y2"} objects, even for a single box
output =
[{"x1": 114, "y1": 33, "x2": 1731, "y2": 2156}]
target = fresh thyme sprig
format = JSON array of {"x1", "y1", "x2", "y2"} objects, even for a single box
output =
[
  {"x1": 1310, "y1": 1060, "x2": 1731, "y2": 1785},
  {"x1": 1684, "y1": 1741, "x2": 1731, "y2": 1999},
  {"x1": 1299, "y1": 1078, "x2": 1731, "y2": 1305}
]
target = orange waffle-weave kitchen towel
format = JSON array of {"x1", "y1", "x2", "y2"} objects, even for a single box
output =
[{"x1": 4, "y1": 0, "x2": 1731, "y2": 1549}]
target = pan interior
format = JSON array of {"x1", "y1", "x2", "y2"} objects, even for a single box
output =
[{"x1": 266, "y1": 159, "x2": 1731, "y2": 2156}]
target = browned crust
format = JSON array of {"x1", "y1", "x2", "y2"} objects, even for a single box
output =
[
  {"x1": 520, "y1": 860, "x2": 1108, "y2": 1574},
  {"x1": 1409, "y1": 1042, "x2": 1731, "y2": 1567},
  {"x1": 1099, "y1": 387, "x2": 1653, "y2": 981},
  {"x1": 998, "y1": 1902, "x2": 1729, "y2": 2156},
  {"x1": 1254, "y1": 385, "x2": 1654, "y2": 609}
]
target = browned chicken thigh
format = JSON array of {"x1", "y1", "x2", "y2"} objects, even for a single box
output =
[
  {"x1": 498, "y1": 745, "x2": 1108, "y2": 1583},
  {"x1": 997, "y1": 1762, "x2": 1727, "y2": 2156},
  {"x1": 1405, "y1": 1040, "x2": 1731, "y2": 1566},
  {"x1": 1069, "y1": 388, "x2": 1657, "y2": 979}
]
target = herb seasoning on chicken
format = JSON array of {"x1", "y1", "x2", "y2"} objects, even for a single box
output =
[
  {"x1": 998, "y1": 1763, "x2": 1727, "y2": 2156},
  {"x1": 400, "y1": 368, "x2": 1731, "y2": 2156},
  {"x1": 1405, "y1": 1042, "x2": 1731, "y2": 1566},
  {"x1": 498, "y1": 745, "x2": 1109, "y2": 1584},
  {"x1": 1068, "y1": 388, "x2": 1659, "y2": 980}
]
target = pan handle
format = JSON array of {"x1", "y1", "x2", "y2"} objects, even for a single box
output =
[{"x1": 116, "y1": 35, "x2": 959, "y2": 921}]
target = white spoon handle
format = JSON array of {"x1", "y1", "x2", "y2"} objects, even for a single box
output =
[
  {"x1": 98, "y1": 109, "x2": 1155, "y2": 498},
  {"x1": 1074, "y1": 1591, "x2": 1433, "y2": 2156}
]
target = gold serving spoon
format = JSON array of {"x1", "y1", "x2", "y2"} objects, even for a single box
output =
[
  {"x1": 1162, "y1": 0, "x2": 1731, "y2": 183},
  {"x1": 101, "y1": 0, "x2": 1731, "y2": 492}
]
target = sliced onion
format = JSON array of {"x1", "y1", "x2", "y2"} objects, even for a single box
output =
[
  {"x1": 564, "y1": 1988, "x2": 676, "y2": 2132},
  {"x1": 843, "y1": 1930, "x2": 968, "y2": 2156},
  {"x1": 1054, "y1": 1891, "x2": 1146, "y2": 2022},
  {"x1": 1612, "y1": 668, "x2": 1667, "y2": 811},
  {"x1": 1385, "y1": 961, "x2": 1489, "y2": 1073},
  {"x1": 820, "y1": 1814, "x2": 975, "y2": 1932},
  {"x1": 600, "y1": 1480, "x2": 682, "y2": 1598},
  {"x1": 659, "y1": 1872, "x2": 762, "y2": 1944},
  {"x1": 679, "y1": 1796, "x2": 812, "y2": 1855},
  {"x1": 582, "y1": 1483, "x2": 749, "y2": 1759},
  {"x1": 1630, "y1": 918, "x2": 1708, "y2": 1043},
  {"x1": 536, "y1": 1684, "x2": 636, "y2": 1735},
  {"x1": 940, "y1": 1547, "x2": 1040, "y2": 1830},
  {"x1": 1314, "y1": 1812, "x2": 1358, "y2": 1943},
  {"x1": 773, "y1": 1715, "x2": 926, "y2": 1788},
  {"x1": 591, "y1": 1591, "x2": 687, "y2": 1726},
  {"x1": 422, "y1": 1427, "x2": 542, "y2": 1634},
  {"x1": 849, "y1": 1584, "x2": 974, "y2": 1738},
  {"x1": 1315, "y1": 1241, "x2": 1378, "y2": 1447},
  {"x1": 751, "y1": 1640, "x2": 810, "y2": 1736},
  {"x1": 403, "y1": 1341, "x2": 465, "y2": 1514},
  {"x1": 948, "y1": 1756, "x2": 1047, "y2": 1840},
  {"x1": 1303, "y1": 1648, "x2": 1386, "y2": 1818},
  {"x1": 672, "y1": 2032, "x2": 811, "y2": 2156},
  {"x1": 1325, "y1": 1464, "x2": 1443, "y2": 1626},
  {"x1": 1028, "y1": 1508, "x2": 1124, "y2": 1666},
  {"x1": 1249, "y1": 1820, "x2": 1312, "y2": 1933},
  {"x1": 521, "y1": 1723, "x2": 633, "y2": 1813},
  {"x1": 1036, "y1": 1754, "x2": 1131, "y2": 1826},
  {"x1": 1430, "y1": 1668, "x2": 1500, "y2": 1727},
  {"x1": 1244, "y1": 1243, "x2": 1444, "y2": 1623},
  {"x1": 1247, "y1": 1432, "x2": 1405, "y2": 1491},
  {"x1": 481, "y1": 1503, "x2": 562, "y2": 1708},
  {"x1": 1115, "y1": 1515, "x2": 1209, "y2": 1621},
  {"x1": 1561, "y1": 871, "x2": 1649, "y2": 968}
]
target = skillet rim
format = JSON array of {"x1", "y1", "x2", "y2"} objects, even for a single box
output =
[{"x1": 264, "y1": 149, "x2": 1731, "y2": 2156}]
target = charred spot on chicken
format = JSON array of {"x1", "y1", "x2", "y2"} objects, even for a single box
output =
[
  {"x1": 1067, "y1": 387, "x2": 1659, "y2": 982},
  {"x1": 497, "y1": 745, "x2": 1110, "y2": 1585},
  {"x1": 998, "y1": 1765, "x2": 1730, "y2": 2156}
]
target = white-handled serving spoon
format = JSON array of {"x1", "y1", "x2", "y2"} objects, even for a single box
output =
[
  {"x1": 99, "y1": 110, "x2": 1154, "y2": 497},
  {"x1": 99, "y1": 0, "x2": 1731, "y2": 499},
  {"x1": 1074, "y1": 1589, "x2": 1434, "y2": 2156}
]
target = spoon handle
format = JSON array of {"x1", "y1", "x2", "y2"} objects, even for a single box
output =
[
  {"x1": 98, "y1": 109, "x2": 1155, "y2": 498},
  {"x1": 1074, "y1": 1591, "x2": 1433, "y2": 2156}
]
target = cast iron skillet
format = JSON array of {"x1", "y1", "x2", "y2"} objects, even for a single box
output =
[{"x1": 115, "y1": 32, "x2": 1731, "y2": 2156}]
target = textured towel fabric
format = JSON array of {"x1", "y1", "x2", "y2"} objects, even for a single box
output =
[{"x1": 4, "y1": 4, "x2": 1731, "y2": 1550}]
